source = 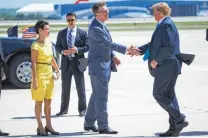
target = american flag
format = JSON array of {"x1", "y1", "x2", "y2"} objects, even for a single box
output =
[{"x1": 21, "y1": 25, "x2": 37, "y2": 38}]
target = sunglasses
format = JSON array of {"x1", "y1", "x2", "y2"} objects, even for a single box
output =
[
  {"x1": 67, "y1": 19, "x2": 75, "y2": 22},
  {"x1": 97, "y1": 10, "x2": 109, "y2": 13}
]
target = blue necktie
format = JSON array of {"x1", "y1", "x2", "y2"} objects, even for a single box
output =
[
  {"x1": 67, "y1": 29, "x2": 73, "y2": 59},
  {"x1": 143, "y1": 23, "x2": 159, "y2": 61},
  {"x1": 67, "y1": 29, "x2": 73, "y2": 48}
]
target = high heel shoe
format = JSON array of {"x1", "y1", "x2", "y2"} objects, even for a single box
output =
[
  {"x1": 37, "y1": 128, "x2": 48, "y2": 136},
  {"x1": 45, "y1": 127, "x2": 60, "y2": 135}
]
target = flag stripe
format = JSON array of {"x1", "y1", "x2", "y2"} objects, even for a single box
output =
[{"x1": 21, "y1": 25, "x2": 37, "y2": 38}]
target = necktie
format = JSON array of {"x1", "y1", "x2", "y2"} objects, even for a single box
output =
[
  {"x1": 143, "y1": 23, "x2": 159, "y2": 61},
  {"x1": 67, "y1": 29, "x2": 73, "y2": 59},
  {"x1": 67, "y1": 29, "x2": 73, "y2": 48}
]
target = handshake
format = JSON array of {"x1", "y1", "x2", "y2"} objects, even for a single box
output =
[
  {"x1": 63, "y1": 46, "x2": 78, "y2": 56},
  {"x1": 126, "y1": 45, "x2": 142, "y2": 57}
]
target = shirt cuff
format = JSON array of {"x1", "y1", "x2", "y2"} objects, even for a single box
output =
[
  {"x1": 75, "y1": 46, "x2": 78, "y2": 53},
  {"x1": 61, "y1": 50, "x2": 64, "y2": 55}
]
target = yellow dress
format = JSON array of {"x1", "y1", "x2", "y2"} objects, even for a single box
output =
[{"x1": 31, "y1": 40, "x2": 54, "y2": 101}]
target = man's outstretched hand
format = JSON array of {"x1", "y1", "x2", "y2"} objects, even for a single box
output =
[{"x1": 127, "y1": 45, "x2": 142, "y2": 57}]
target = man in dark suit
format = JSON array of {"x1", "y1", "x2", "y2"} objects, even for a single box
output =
[
  {"x1": 55, "y1": 12, "x2": 89, "y2": 117},
  {"x1": 84, "y1": 2, "x2": 139, "y2": 134},
  {"x1": 138, "y1": 2, "x2": 192, "y2": 137},
  {"x1": 0, "y1": 57, "x2": 9, "y2": 136}
]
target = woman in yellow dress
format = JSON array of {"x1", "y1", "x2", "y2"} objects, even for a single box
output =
[{"x1": 31, "y1": 20, "x2": 60, "y2": 136}]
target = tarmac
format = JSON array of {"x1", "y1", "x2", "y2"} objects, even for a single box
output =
[{"x1": 0, "y1": 29, "x2": 208, "y2": 138}]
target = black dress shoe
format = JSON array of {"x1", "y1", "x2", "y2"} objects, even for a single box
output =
[
  {"x1": 37, "y1": 129, "x2": 48, "y2": 136},
  {"x1": 56, "y1": 112, "x2": 67, "y2": 116},
  {"x1": 79, "y1": 110, "x2": 86, "y2": 117},
  {"x1": 84, "y1": 126, "x2": 98, "y2": 132},
  {"x1": 0, "y1": 129, "x2": 9, "y2": 136},
  {"x1": 159, "y1": 129, "x2": 179, "y2": 137},
  {"x1": 99, "y1": 127, "x2": 118, "y2": 134},
  {"x1": 45, "y1": 127, "x2": 59, "y2": 135},
  {"x1": 175, "y1": 120, "x2": 189, "y2": 134}
]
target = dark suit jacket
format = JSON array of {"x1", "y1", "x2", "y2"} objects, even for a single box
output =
[
  {"x1": 139, "y1": 17, "x2": 194, "y2": 77},
  {"x1": 55, "y1": 27, "x2": 89, "y2": 72},
  {"x1": 88, "y1": 18, "x2": 126, "y2": 77}
]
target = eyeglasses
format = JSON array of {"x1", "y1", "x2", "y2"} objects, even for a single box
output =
[
  {"x1": 97, "y1": 9, "x2": 109, "y2": 13},
  {"x1": 67, "y1": 19, "x2": 75, "y2": 22}
]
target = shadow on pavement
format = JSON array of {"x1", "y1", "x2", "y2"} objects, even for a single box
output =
[
  {"x1": 180, "y1": 131, "x2": 208, "y2": 136},
  {"x1": 155, "y1": 131, "x2": 208, "y2": 137},
  {"x1": 8, "y1": 131, "x2": 98, "y2": 137},
  {"x1": 12, "y1": 114, "x2": 79, "y2": 120}
]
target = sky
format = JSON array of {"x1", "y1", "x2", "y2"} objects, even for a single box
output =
[{"x1": 0, "y1": 0, "x2": 121, "y2": 8}]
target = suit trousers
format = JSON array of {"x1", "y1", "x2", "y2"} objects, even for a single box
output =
[
  {"x1": 153, "y1": 70, "x2": 185, "y2": 127},
  {"x1": 60, "y1": 59, "x2": 86, "y2": 113},
  {"x1": 84, "y1": 75, "x2": 110, "y2": 130}
]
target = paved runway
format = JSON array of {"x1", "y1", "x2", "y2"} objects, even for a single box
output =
[{"x1": 0, "y1": 30, "x2": 208, "y2": 137}]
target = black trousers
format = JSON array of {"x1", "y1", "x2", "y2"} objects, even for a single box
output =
[
  {"x1": 153, "y1": 73, "x2": 185, "y2": 129},
  {"x1": 60, "y1": 59, "x2": 86, "y2": 113}
]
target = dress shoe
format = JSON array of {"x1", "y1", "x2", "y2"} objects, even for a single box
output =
[
  {"x1": 45, "y1": 127, "x2": 59, "y2": 135},
  {"x1": 159, "y1": 129, "x2": 179, "y2": 137},
  {"x1": 37, "y1": 128, "x2": 48, "y2": 136},
  {"x1": 56, "y1": 112, "x2": 67, "y2": 116},
  {"x1": 79, "y1": 110, "x2": 86, "y2": 117},
  {"x1": 175, "y1": 120, "x2": 189, "y2": 134},
  {"x1": 0, "y1": 129, "x2": 9, "y2": 136},
  {"x1": 99, "y1": 127, "x2": 118, "y2": 134},
  {"x1": 84, "y1": 126, "x2": 98, "y2": 132}
]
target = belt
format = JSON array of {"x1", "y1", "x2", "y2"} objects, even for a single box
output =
[{"x1": 37, "y1": 62, "x2": 51, "y2": 65}]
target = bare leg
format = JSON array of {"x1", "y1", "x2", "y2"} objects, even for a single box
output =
[
  {"x1": 44, "y1": 99, "x2": 55, "y2": 131},
  {"x1": 35, "y1": 101, "x2": 45, "y2": 133}
]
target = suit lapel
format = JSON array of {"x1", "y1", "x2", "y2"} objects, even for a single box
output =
[
  {"x1": 151, "y1": 17, "x2": 169, "y2": 41},
  {"x1": 75, "y1": 28, "x2": 79, "y2": 46},
  {"x1": 63, "y1": 28, "x2": 68, "y2": 48},
  {"x1": 104, "y1": 26, "x2": 112, "y2": 41},
  {"x1": 94, "y1": 19, "x2": 112, "y2": 41},
  {"x1": 151, "y1": 23, "x2": 162, "y2": 39}
]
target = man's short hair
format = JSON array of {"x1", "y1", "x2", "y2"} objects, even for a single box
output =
[
  {"x1": 66, "y1": 12, "x2": 77, "y2": 19},
  {"x1": 152, "y1": 2, "x2": 171, "y2": 16},
  {"x1": 34, "y1": 20, "x2": 49, "y2": 34},
  {"x1": 92, "y1": 2, "x2": 106, "y2": 16}
]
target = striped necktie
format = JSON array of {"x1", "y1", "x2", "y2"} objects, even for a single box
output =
[
  {"x1": 67, "y1": 28, "x2": 74, "y2": 59},
  {"x1": 67, "y1": 29, "x2": 73, "y2": 48}
]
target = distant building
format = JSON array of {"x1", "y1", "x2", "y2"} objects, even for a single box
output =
[
  {"x1": 16, "y1": 3, "x2": 59, "y2": 19},
  {"x1": 16, "y1": 0, "x2": 208, "y2": 20}
]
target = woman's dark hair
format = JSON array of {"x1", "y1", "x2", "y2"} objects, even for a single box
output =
[{"x1": 34, "y1": 20, "x2": 49, "y2": 34}]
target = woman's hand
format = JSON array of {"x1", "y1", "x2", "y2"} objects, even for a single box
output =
[
  {"x1": 56, "y1": 71, "x2": 60, "y2": 80},
  {"x1": 33, "y1": 80, "x2": 38, "y2": 89},
  {"x1": 53, "y1": 70, "x2": 60, "y2": 80}
]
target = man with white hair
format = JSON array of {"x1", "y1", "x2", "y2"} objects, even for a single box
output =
[{"x1": 138, "y1": 2, "x2": 191, "y2": 137}]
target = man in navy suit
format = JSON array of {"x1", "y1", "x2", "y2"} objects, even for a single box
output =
[
  {"x1": 56, "y1": 12, "x2": 89, "y2": 117},
  {"x1": 138, "y1": 2, "x2": 189, "y2": 137},
  {"x1": 84, "y1": 2, "x2": 139, "y2": 134}
]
